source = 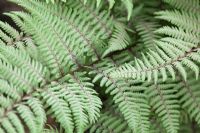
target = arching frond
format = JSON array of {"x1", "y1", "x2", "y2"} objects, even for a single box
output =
[
  {"x1": 41, "y1": 72, "x2": 102, "y2": 133},
  {"x1": 133, "y1": 16, "x2": 161, "y2": 53},
  {"x1": 0, "y1": 79, "x2": 46, "y2": 133},
  {"x1": 176, "y1": 72, "x2": 200, "y2": 125},
  {"x1": 110, "y1": 1, "x2": 200, "y2": 83},
  {"x1": 102, "y1": 22, "x2": 131, "y2": 57},
  {"x1": 144, "y1": 79, "x2": 180, "y2": 133},
  {"x1": 45, "y1": 0, "x2": 133, "y2": 20},
  {"x1": 89, "y1": 105, "x2": 132, "y2": 133},
  {"x1": 163, "y1": 0, "x2": 200, "y2": 13},
  {"x1": 89, "y1": 54, "x2": 150, "y2": 132}
]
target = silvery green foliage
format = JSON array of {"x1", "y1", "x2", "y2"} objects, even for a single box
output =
[{"x1": 0, "y1": 0, "x2": 199, "y2": 133}]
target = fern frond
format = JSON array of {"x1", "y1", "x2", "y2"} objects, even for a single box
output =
[
  {"x1": 1, "y1": 0, "x2": 200, "y2": 132},
  {"x1": 0, "y1": 1, "x2": 105, "y2": 132},
  {"x1": 133, "y1": 16, "x2": 161, "y2": 53},
  {"x1": 0, "y1": 13, "x2": 41, "y2": 62},
  {"x1": 45, "y1": 0, "x2": 133, "y2": 20},
  {"x1": 6, "y1": 112, "x2": 25, "y2": 133},
  {"x1": 41, "y1": 86, "x2": 74, "y2": 133},
  {"x1": 0, "y1": 45, "x2": 48, "y2": 85},
  {"x1": 130, "y1": 82, "x2": 151, "y2": 133},
  {"x1": 0, "y1": 46, "x2": 48, "y2": 133},
  {"x1": 90, "y1": 60, "x2": 139, "y2": 130},
  {"x1": 89, "y1": 106, "x2": 132, "y2": 133},
  {"x1": 17, "y1": 104, "x2": 40, "y2": 133},
  {"x1": 0, "y1": 80, "x2": 46, "y2": 133},
  {"x1": 27, "y1": 97, "x2": 47, "y2": 130},
  {"x1": 111, "y1": 2, "x2": 200, "y2": 83},
  {"x1": 0, "y1": 21, "x2": 48, "y2": 133},
  {"x1": 102, "y1": 22, "x2": 131, "y2": 57},
  {"x1": 3, "y1": 12, "x2": 27, "y2": 35},
  {"x1": 65, "y1": 0, "x2": 114, "y2": 38},
  {"x1": 155, "y1": 26, "x2": 199, "y2": 44},
  {"x1": 12, "y1": 11, "x2": 83, "y2": 78},
  {"x1": 155, "y1": 10, "x2": 199, "y2": 33},
  {"x1": 0, "y1": 60, "x2": 36, "y2": 92},
  {"x1": 61, "y1": 72, "x2": 102, "y2": 123},
  {"x1": 41, "y1": 72, "x2": 102, "y2": 133},
  {"x1": 10, "y1": 0, "x2": 116, "y2": 76},
  {"x1": 144, "y1": 79, "x2": 180, "y2": 133},
  {"x1": 163, "y1": 0, "x2": 200, "y2": 13},
  {"x1": 89, "y1": 55, "x2": 150, "y2": 132},
  {"x1": 0, "y1": 21, "x2": 21, "y2": 41},
  {"x1": 121, "y1": 0, "x2": 133, "y2": 20},
  {"x1": 110, "y1": 43, "x2": 200, "y2": 83},
  {"x1": 176, "y1": 72, "x2": 200, "y2": 125}
]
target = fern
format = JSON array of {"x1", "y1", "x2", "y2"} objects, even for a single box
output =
[
  {"x1": 0, "y1": 0, "x2": 200, "y2": 133},
  {"x1": 144, "y1": 79, "x2": 180, "y2": 133},
  {"x1": 89, "y1": 56, "x2": 150, "y2": 132},
  {"x1": 45, "y1": 0, "x2": 133, "y2": 20},
  {"x1": 89, "y1": 102, "x2": 132, "y2": 133},
  {"x1": 163, "y1": 0, "x2": 200, "y2": 13},
  {"x1": 176, "y1": 71, "x2": 200, "y2": 125},
  {"x1": 111, "y1": 0, "x2": 200, "y2": 82},
  {"x1": 133, "y1": 16, "x2": 161, "y2": 53},
  {"x1": 102, "y1": 22, "x2": 131, "y2": 57}
]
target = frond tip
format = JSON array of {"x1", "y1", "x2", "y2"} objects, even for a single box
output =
[{"x1": 102, "y1": 22, "x2": 131, "y2": 57}]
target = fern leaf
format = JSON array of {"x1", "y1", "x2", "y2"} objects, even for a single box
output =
[
  {"x1": 155, "y1": 26, "x2": 199, "y2": 44},
  {"x1": 111, "y1": 3, "x2": 200, "y2": 83},
  {"x1": 7, "y1": 112, "x2": 25, "y2": 133},
  {"x1": 0, "y1": 21, "x2": 21, "y2": 40},
  {"x1": 27, "y1": 98, "x2": 46, "y2": 131},
  {"x1": 17, "y1": 105, "x2": 38, "y2": 133},
  {"x1": 1, "y1": 0, "x2": 200, "y2": 132},
  {"x1": 41, "y1": 72, "x2": 102, "y2": 132},
  {"x1": 121, "y1": 0, "x2": 133, "y2": 20},
  {"x1": 11, "y1": 0, "x2": 116, "y2": 77},
  {"x1": 90, "y1": 58, "x2": 150, "y2": 132},
  {"x1": 133, "y1": 17, "x2": 160, "y2": 53},
  {"x1": 155, "y1": 10, "x2": 200, "y2": 33},
  {"x1": 163, "y1": 0, "x2": 200, "y2": 13},
  {"x1": 89, "y1": 106, "x2": 132, "y2": 133},
  {"x1": 65, "y1": 0, "x2": 114, "y2": 39},
  {"x1": 0, "y1": 45, "x2": 48, "y2": 85},
  {"x1": 103, "y1": 22, "x2": 131, "y2": 57},
  {"x1": 144, "y1": 79, "x2": 180, "y2": 133},
  {"x1": 176, "y1": 72, "x2": 200, "y2": 125},
  {"x1": 1, "y1": 118, "x2": 18, "y2": 133},
  {"x1": 41, "y1": 88, "x2": 74, "y2": 133},
  {"x1": 64, "y1": 72, "x2": 102, "y2": 123}
]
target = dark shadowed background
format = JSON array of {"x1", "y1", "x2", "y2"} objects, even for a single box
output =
[{"x1": 0, "y1": 0, "x2": 22, "y2": 26}]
